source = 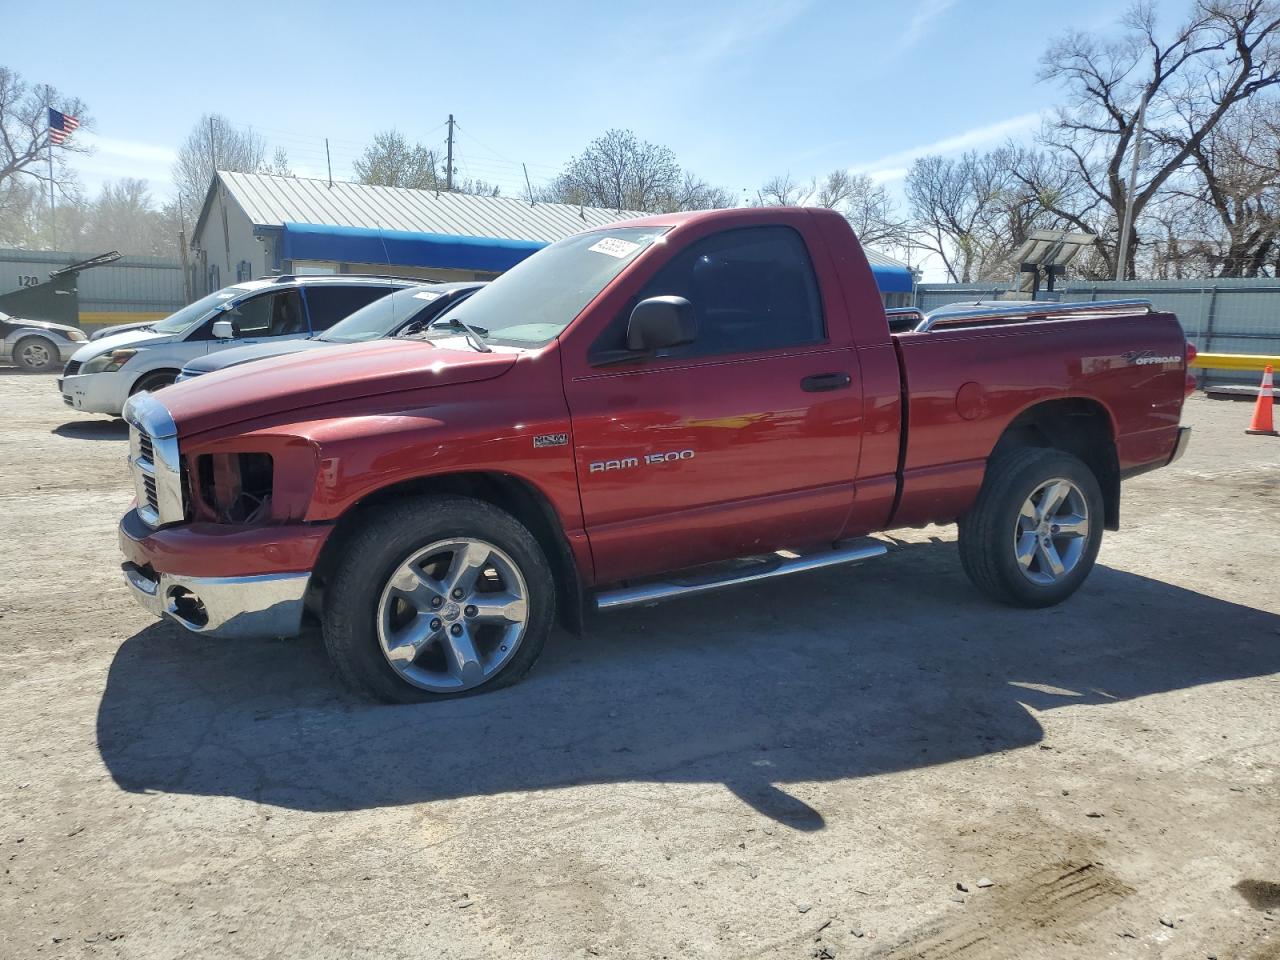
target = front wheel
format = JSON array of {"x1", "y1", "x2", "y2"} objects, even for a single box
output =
[
  {"x1": 13, "y1": 336, "x2": 60, "y2": 372},
  {"x1": 958, "y1": 448, "x2": 1104, "y2": 608},
  {"x1": 322, "y1": 496, "x2": 555, "y2": 703}
]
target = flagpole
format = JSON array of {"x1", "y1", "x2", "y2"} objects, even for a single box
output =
[{"x1": 48, "y1": 130, "x2": 55, "y2": 250}]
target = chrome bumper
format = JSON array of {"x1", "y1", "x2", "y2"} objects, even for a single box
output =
[
  {"x1": 1169, "y1": 426, "x2": 1192, "y2": 464},
  {"x1": 122, "y1": 562, "x2": 310, "y2": 639}
]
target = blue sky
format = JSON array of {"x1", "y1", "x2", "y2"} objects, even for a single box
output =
[{"x1": 8, "y1": 0, "x2": 1145, "y2": 268}]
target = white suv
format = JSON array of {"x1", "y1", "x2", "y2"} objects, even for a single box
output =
[{"x1": 58, "y1": 275, "x2": 413, "y2": 416}]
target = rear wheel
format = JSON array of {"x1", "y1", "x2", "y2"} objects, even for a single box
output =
[
  {"x1": 322, "y1": 496, "x2": 555, "y2": 703},
  {"x1": 13, "y1": 336, "x2": 59, "y2": 373},
  {"x1": 958, "y1": 448, "x2": 1103, "y2": 608}
]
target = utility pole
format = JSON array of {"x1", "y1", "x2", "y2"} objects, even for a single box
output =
[
  {"x1": 177, "y1": 191, "x2": 192, "y2": 302},
  {"x1": 1115, "y1": 92, "x2": 1148, "y2": 281},
  {"x1": 325, "y1": 138, "x2": 333, "y2": 188},
  {"x1": 523, "y1": 163, "x2": 535, "y2": 205},
  {"x1": 446, "y1": 114, "x2": 455, "y2": 191}
]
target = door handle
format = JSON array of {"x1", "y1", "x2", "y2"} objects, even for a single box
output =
[{"x1": 801, "y1": 372, "x2": 852, "y2": 392}]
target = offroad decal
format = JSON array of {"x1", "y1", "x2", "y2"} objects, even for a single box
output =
[{"x1": 1123, "y1": 349, "x2": 1182, "y2": 366}]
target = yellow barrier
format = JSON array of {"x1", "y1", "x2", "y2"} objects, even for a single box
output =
[{"x1": 1189, "y1": 352, "x2": 1280, "y2": 372}]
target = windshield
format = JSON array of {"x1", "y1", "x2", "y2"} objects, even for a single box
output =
[
  {"x1": 441, "y1": 226, "x2": 668, "y2": 345},
  {"x1": 320, "y1": 287, "x2": 442, "y2": 343},
  {"x1": 151, "y1": 287, "x2": 247, "y2": 335}
]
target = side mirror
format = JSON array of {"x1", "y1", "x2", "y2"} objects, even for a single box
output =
[
  {"x1": 211, "y1": 319, "x2": 235, "y2": 339},
  {"x1": 626, "y1": 296, "x2": 695, "y2": 352}
]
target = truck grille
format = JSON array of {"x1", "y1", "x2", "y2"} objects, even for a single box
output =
[
  {"x1": 123, "y1": 393, "x2": 183, "y2": 527},
  {"x1": 63, "y1": 360, "x2": 81, "y2": 377}
]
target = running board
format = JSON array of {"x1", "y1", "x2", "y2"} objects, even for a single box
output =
[{"x1": 594, "y1": 539, "x2": 888, "y2": 611}]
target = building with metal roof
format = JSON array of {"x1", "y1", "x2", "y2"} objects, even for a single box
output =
[
  {"x1": 189, "y1": 171, "x2": 650, "y2": 293},
  {"x1": 189, "y1": 171, "x2": 914, "y2": 300}
]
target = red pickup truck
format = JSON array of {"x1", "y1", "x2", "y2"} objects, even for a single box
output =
[{"x1": 119, "y1": 207, "x2": 1193, "y2": 702}]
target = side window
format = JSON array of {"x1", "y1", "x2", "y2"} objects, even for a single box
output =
[
  {"x1": 304, "y1": 286, "x2": 395, "y2": 331},
  {"x1": 233, "y1": 291, "x2": 305, "y2": 337},
  {"x1": 636, "y1": 226, "x2": 825, "y2": 359}
]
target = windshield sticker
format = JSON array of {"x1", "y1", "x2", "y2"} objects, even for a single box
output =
[
  {"x1": 588, "y1": 237, "x2": 641, "y2": 259},
  {"x1": 413, "y1": 291, "x2": 442, "y2": 301}
]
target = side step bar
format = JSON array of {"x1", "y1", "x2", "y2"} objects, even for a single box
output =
[{"x1": 594, "y1": 539, "x2": 888, "y2": 612}]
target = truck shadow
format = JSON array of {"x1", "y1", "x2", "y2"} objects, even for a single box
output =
[
  {"x1": 95, "y1": 540, "x2": 1280, "y2": 829},
  {"x1": 52, "y1": 418, "x2": 128, "y2": 440}
]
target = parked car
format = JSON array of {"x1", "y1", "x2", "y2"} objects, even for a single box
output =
[
  {"x1": 0, "y1": 309, "x2": 88, "y2": 372},
  {"x1": 118, "y1": 207, "x2": 1194, "y2": 703},
  {"x1": 175, "y1": 282, "x2": 485, "y2": 382},
  {"x1": 58, "y1": 275, "x2": 419, "y2": 416}
]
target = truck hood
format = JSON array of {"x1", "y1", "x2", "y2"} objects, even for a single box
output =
[
  {"x1": 70, "y1": 327, "x2": 173, "y2": 362},
  {"x1": 159, "y1": 338, "x2": 518, "y2": 437}
]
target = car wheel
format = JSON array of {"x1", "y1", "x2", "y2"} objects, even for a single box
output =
[
  {"x1": 322, "y1": 495, "x2": 555, "y2": 703},
  {"x1": 13, "y1": 336, "x2": 60, "y2": 373},
  {"x1": 130, "y1": 371, "x2": 177, "y2": 395},
  {"x1": 958, "y1": 447, "x2": 1104, "y2": 608}
]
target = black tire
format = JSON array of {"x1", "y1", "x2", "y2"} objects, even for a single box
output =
[
  {"x1": 322, "y1": 495, "x2": 555, "y2": 703},
  {"x1": 13, "y1": 336, "x2": 60, "y2": 373},
  {"x1": 958, "y1": 447, "x2": 1104, "y2": 608},
  {"x1": 130, "y1": 371, "x2": 178, "y2": 395}
]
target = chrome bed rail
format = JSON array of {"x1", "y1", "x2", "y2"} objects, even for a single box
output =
[{"x1": 914, "y1": 298, "x2": 1153, "y2": 333}]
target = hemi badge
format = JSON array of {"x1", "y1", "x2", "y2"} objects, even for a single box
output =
[{"x1": 533, "y1": 433, "x2": 568, "y2": 448}]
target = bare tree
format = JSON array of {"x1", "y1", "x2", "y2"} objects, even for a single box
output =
[
  {"x1": 754, "y1": 169, "x2": 907, "y2": 247},
  {"x1": 172, "y1": 114, "x2": 266, "y2": 215},
  {"x1": 353, "y1": 129, "x2": 443, "y2": 190},
  {"x1": 260, "y1": 146, "x2": 293, "y2": 177},
  {"x1": 1167, "y1": 96, "x2": 1280, "y2": 276},
  {"x1": 544, "y1": 129, "x2": 730, "y2": 212},
  {"x1": 0, "y1": 67, "x2": 89, "y2": 198},
  {"x1": 0, "y1": 66, "x2": 90, "y2": 247},
  {"x1": 1035, "y1": 0, "x2": 1280, "y2": 278}
]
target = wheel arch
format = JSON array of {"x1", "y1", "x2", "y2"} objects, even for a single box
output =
[
  {"x1": 311, "y1": 471, "x2": 586, "y2": 634},
  {"x1": 128, "y1": 367, "x2": 182, "y2": 394},
  {"x1": 988, "y1": 397, "x2": 1120, "y2": 530}
]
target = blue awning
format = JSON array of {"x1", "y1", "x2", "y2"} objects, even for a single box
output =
[
  {"x1": 870, "y1": 262, "x2": 913, "y2": 293},
  {"x1": 281, "y1": 221, "x2": 915, "y2": 293},
  {"x1": 280, "y1": 222, "x2": 544, "y2": 273}
]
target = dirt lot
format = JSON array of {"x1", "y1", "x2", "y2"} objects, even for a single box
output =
[{"x1": 1, "y1": 371, "x2": 1277, "y2": 960}]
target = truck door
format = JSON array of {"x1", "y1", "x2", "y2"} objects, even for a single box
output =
[{"x1": 564, "y1": 225, "x2": 863, "y2": 584}]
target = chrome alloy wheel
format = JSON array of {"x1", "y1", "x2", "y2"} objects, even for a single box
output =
[
  {"x1": 1013, "y1": 478, "x2": 1090, "y2": 586},
  {"x1": 18, "y1": 340, "x2": 52, "y2": 369},
  {"x1": 376, "y1": 538, "x2": 530, "y2": 693}
]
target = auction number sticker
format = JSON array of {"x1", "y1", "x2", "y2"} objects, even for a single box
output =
[
  {"x1": 588, "y1": 236, "x2": 641, "y2": 259},
  {"x1": 413, "y1": 291, "x2": 442, "y2": 301}
]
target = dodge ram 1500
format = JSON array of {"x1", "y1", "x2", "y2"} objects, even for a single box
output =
[{"x1": 117, "y1": 207, "x2": 1193, "y2": 702}]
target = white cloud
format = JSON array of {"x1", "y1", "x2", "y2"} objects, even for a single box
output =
[
  {"x1": 852, "y1": 110, "x2": 1044, "y2": 183},
  {"x1": 896, "y1": 0, "x2": 957, "y2": 53},
  {"x1": 66, "y1": 131, "x2": 179, "y2": 198}
]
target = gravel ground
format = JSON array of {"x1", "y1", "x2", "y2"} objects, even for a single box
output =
[{"x1": 1, "y1": 371, "x2": 1278, "y2": 960}]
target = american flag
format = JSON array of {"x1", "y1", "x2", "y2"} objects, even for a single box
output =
[{"x1": 48, "y1": 108, "x2": 80, "y2": 146}]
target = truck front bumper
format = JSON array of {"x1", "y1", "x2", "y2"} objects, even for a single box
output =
[
  {"x1": 118, "y1": 508, "x2": 329, "y2": 639},
  {"x1": 122, "y1": 562, "x2": 311, "y2": 639}
]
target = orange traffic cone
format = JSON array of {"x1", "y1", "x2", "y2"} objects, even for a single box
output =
[{"x1": 1246, "y1": 365, "x2": 1278, "y2": 436}]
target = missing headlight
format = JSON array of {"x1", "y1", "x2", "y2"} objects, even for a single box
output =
[{"x1": 196, "y1": 453, "x2": 273, "y2": 523}]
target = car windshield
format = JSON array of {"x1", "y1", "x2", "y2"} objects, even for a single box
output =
[
  {"x1": 150, "y1": 287, "x2": 247, "y2": 335},
  {"x1": 319, "y1": 287, "x2": 441, "y2": 343},
  {"x1": 440, "y1": 226, "x2": 668, "y2": 346}
]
